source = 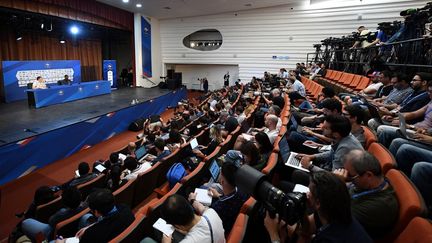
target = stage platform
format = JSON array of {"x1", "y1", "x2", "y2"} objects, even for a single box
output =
[{"x1": 0, "y1": 87, "x2": 171, "y2": 145}]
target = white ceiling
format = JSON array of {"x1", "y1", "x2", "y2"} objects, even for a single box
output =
[{"x1": 97, "y1": 0, "x2": 302, "y2": 19}]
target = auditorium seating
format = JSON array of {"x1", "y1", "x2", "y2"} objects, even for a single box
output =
[
  {"x1": 303, "y1": 69, "x2": 371, "y2": 94},
  {"x1": 32, "y1": 195, "x2": 62, "y2": 223},
  {"x1": 227, "y1": 213, "x2": 249, "y2": 243},
  {"x1": 52, "y1": 208, "x2": 91, "y2": 238},
  {"x1": 368, "y1": 142, "x2": 396, "y2": 174},
  {"x1": 133, "y1": 160, "x2": 167, "y2": 207},
  {"x1": 108, "y1": 212, "x2": 147, "y2": 243},
  {"x1": 18, "y1": 79, "x2": 432, "y2": 243},
  {"x1": 113, "y1": 178, "x2": 137, "y2": 206},
  {"x1": 362, "y1": 125, "x2": 377, "y2": 149},
  {"x1": 262, "y1": 152, "x2": 278, "y2": 176},
  {"x1": 378, "y1": 169, "x2": 428, "y2": 242},
  {"x1": 218, "y1": 134, "x2": 233, "y2": 155},
  {"x1": 393, "y1": 217, "x2": 432, "y2": 243},
  {"x1": 76, "y1": 174, "x2": 106, "y2": 199}
]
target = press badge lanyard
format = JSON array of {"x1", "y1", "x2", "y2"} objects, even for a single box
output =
[{"x1": 351, "y1": 179, "x2": 388, "y2": 199}]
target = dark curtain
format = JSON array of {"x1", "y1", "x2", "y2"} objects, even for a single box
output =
[
  {"x1": 0, "y1": 0, "x2": 134, "y2": 31},
  {"x1": 0, "y1": 29, "x2": 102, "y2": 101}
]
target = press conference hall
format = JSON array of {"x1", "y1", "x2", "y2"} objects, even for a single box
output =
[{"x1": 1, "y1": 0, "x2": 432, "y2": 242}]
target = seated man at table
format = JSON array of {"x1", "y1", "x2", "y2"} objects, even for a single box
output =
[
  {"x1": 32, "y1": 76, "x2": 47, "y2": 89},
  {"x1": 58, "y1": 74, "x2": 72, "y2": 85}
]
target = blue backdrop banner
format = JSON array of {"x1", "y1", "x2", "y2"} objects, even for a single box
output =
[
  {"x1": 2, "y1": 60, "x2": 81, "y2": 102},
  {"x1": 0, "y1": 88, "x2": 186, "y2": 185},
  {"x1": 141, "y1": 17, "x2": 152, "y2": 77},
  {"x1": 103, "y1": 60, "x2": 117, "y2": 88}
]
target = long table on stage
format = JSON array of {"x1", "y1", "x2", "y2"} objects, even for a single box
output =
[{"x1": 26, "y1": 80, "x2": 111, "y2": 108}]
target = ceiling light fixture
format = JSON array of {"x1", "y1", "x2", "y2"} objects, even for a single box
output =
[
  {"x1": 136, "y1": 3, "x2": 142, "y2": 8},
  {"x1": 122, "y1": 0, "x2": 129, "y2": 3},
  {"x1": 70, "y1": 25, "x2": 79, "y2": 35}
]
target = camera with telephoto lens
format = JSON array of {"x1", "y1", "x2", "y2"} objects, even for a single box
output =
[
  {"x1": 377, "y1": 21, "x2": 402, "y2": 36},
  {"x1": 235, "y1": 165, "x2": 307, "y2": 225}
]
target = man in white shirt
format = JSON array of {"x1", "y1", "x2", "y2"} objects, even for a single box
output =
[
  {"x1": 121, "y1": 157, "x2": 150, "y2": 180},
  {"x1": 352, "y1": 26, "x2": 373, "y2": 48},
  {"x1": 278, "y1": 68, "x2": 288, "y2": 79},
  {"x1": 32, "y1": 76, "x2": 47, "y2": 89},
  {"x1": 161, "y1": 194, "x2": 225, "y2": 243},
  {"x1": 263, "y1": 114, "x2": 279, "y2": 144},
  {"x1": 287, "y1": 71, "x2": 306, "y2": 97}
]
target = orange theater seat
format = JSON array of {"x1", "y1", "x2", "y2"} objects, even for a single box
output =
[{"x1": 393, "y1": 217, "x2": 432, "y2": 243}]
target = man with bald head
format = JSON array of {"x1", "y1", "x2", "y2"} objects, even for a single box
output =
[
  {"x1": 334, "y1": 150, "x2": 399, "y2": 239},
  {"x1": 264, "y1": 114, "x2": 279, "y2": 144}
]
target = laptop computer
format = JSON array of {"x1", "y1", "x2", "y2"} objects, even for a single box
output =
[
  {"x1": 398, "y1": 113, "x2": 426, "y2": 141},
  {"x1": 362, "y1": 99, "x2": 383, "y2": 124},
  {"x1": 398, "y1": 113, "x2": 432, "y2": 146},
  {"x1": 277, "y1": 135, "x2": 309, "y2": 172},
  {"x1": 208, "y1": 159, "x2": 221, "y2": 183},
  {"x1": 135, "y1": 146, "x2": 151, "y2": 162},
  {"x1": 190, "y1": 137, "x2": 199, "y2": 150}
]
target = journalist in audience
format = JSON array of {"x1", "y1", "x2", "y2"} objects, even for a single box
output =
[
  {"x1": 188, "y1": 162, "x2": 248, "y2": 235},
  {"x1": 121, "y1": 157, "x2": 150, "y2": 180},
  {"x1": 66, "y1": 189, "x2": 134, "y2": 243},
  {"x1": 376, "y1": 85, "x2": 432, "y2": 147},
  {"x1": 241, "y1": 141, "x2": 266, "y2": 171},
  {"x1": 264, "y1": 171, "x2": 372, "y2": 243},
  {"x1": 22, "y1": 186, "x2": 87, "y2": 240},
  {"x1": 148, "y1": 194, "x2": 225, "y2": 243},
  {"x1": 67, "y1": 162, "x2": 98, "y2": 188},
  {"x1": 334, "y1": 150, "x2": 398, "y2": 238},
  {"x1": 299, "y1": 115, "x2": 364, "y2": 174}
]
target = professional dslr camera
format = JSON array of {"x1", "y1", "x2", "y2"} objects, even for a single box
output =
[{"x1": 235, "y1": 165, "x2": 307, "y2": 225}]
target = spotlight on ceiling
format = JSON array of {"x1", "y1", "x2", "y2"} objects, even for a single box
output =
[
  {"x1": 136, "y1": 3, "x2": 142, "y2": 8},
  {"x1": 122, "y1": 0, "x2": 129, "y2": 2},
  {"x1": 190, "y1": 42, "x2": 196, "y2": 47},
  {"x1": 70, "y1": 25, "x2": 79, "y2": 35},
  {"x1": 59, "y1": 36, "x2": 66, "y2": 44}
]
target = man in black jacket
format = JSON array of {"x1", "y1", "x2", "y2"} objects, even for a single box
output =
[{"x1": 77, "y1": 189, "x2": 134, "y2": 242}]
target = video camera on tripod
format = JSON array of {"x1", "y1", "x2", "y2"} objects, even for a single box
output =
[
  {"x1": 400, "y1": 2, "x2": 432, "y2": 23},
  {"x1": 235, "y1": 165, "x2": 307, "y2": 225},
  {"x1": 377, "y1": 21, "x2": 402, "y2": 36}
]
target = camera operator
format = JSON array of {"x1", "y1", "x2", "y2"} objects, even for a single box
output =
[
  {"x1": 351, "y1": 26, "x2": 373, "y2": 49},
  {"x1": 264, "y1": 171, "x2": 372, "y2": 243}
]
